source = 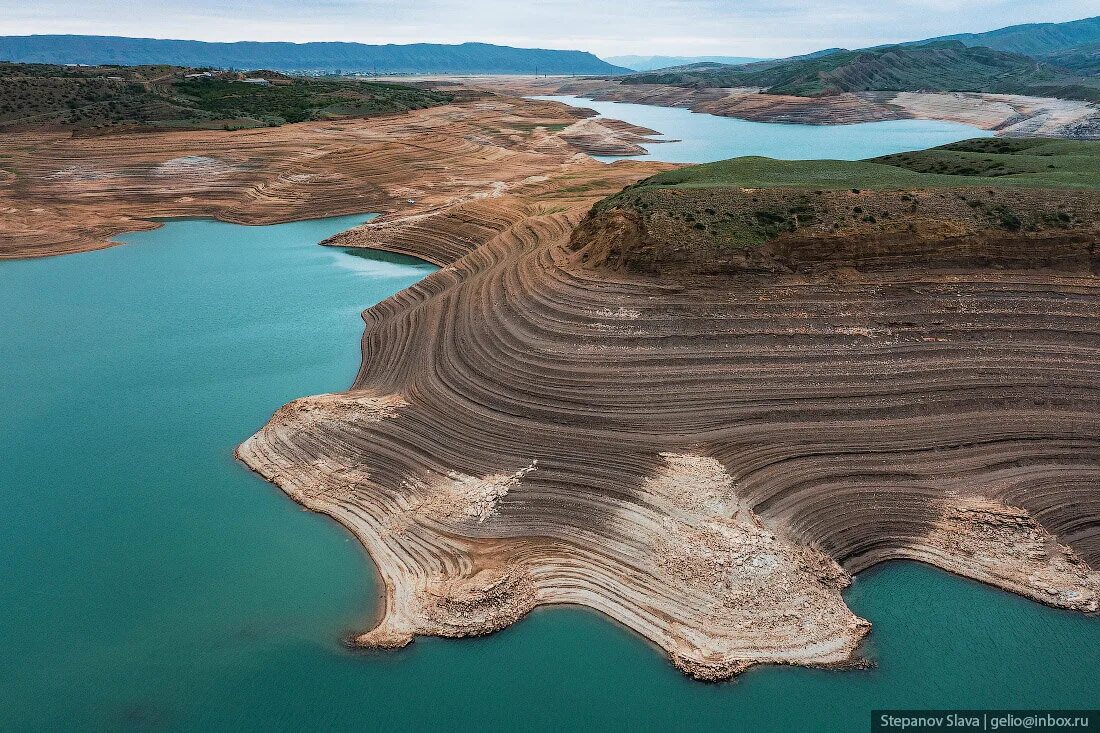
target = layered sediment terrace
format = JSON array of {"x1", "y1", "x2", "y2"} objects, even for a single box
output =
[
  {"x1": 0, "y1": 95, "x2": 664, "y2": 258},
  {"x1": 240, "y1": 164, "x2": 1100, "y2": 678}
]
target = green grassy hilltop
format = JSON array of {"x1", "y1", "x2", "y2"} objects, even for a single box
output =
[
  {"x1": 612, "y1": 138, "x2": 1100, "y2": 192},
  {"x1": 581, "y1": 139, "x2": 1100, "y2": 275}
]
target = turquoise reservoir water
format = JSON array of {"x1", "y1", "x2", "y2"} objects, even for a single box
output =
[
  {"x1": 531, "y1": 95, "x2": 993, "y2": 163},
  {"x1": 2, "y1": 217, "x2": 1098, "y2": 730}
]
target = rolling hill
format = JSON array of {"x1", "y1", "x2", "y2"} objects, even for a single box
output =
[
  {"x1": 622, "y1": 41, "x2": 1100, "y2": 102},
  {"x1": 0, "y1": 36, "x2": 628, "y2": 75},
  {"x1": 605, "y1": 55, "x2": 767, "y2": 71},
  {"x1": 909, "y1": 15, "x2": 1100, "y2": 57},
  {"x1": 1035, "y1": 41, "x2": 1100, "y2": 76},
  {"x1": 0, "y1": 63, "x2": 453, "y2": 133}
]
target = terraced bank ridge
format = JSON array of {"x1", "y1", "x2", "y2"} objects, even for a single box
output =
[
  {"x1": 239, "y1": 138, "x2": 1100, "y2": 679},
  {"x1": 0, "y1": 95, "x2": 662, "y2": 259}
]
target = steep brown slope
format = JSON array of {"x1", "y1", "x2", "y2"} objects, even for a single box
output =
[{"x1": 240, "y1": 176, "x2": 1100, "y2": 680}]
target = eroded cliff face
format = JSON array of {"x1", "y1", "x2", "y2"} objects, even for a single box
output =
[
  {"x1": 571, "y1": 187, "x2": 1100, "y2": 280},
  {"x1": 240, "y1": 179, "x2": 1100, "y2": 680}
]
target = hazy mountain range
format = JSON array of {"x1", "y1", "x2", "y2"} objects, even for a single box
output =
[
  {"x1": 0, "y1": 36, "x2": 628, "y2": 75},
  {"x1": 604, "y1": 55, "x2": 767, "y2": 71},
  {"x1": 0, "y1": 15, "x2": 1096, "y2": 80},
  {"x1": 622, "y1": 16, "x2": 1100, "y2": 102},
  {"x1": 906, "y1": 15, "x2": 1100, "y2": 57}
]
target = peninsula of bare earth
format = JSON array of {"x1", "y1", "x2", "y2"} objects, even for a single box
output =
[
  {"x1": 238, "y1": 136, "x2": 1100, "y2": 679},
  {"x1": 3, "y1": 56, "x2": 1099, "y2": 683}
]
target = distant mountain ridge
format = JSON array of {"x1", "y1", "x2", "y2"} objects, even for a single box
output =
[
  {"x1": 0, "y1": 35, "x2": 628, "y2": 75},
  {"x1": 907, "y1": 15, "x2": 1100, "y2": 57},
  {"x1": 1039, "y1": 41, "x2": 1100, "y2": 76},
  {"x1": 618, "y1": 16, "x2": 1100, "y2": 103},
  {"x1": 605, "y1": 55, "x2": 767, "y2": 71},
  {"x1": 622, "y1": 41, "x2": 1100, "y2": 102}
]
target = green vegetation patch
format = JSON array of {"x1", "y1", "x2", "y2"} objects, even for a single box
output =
[
  {"x1": 869, "y1": 138, "x2": 1100, "y2": 188},
  {"x1": 1039, "y1": 40, "x2": 1100, "y2": 76},
  {"x1": 605, "y1": 138, "x2": 1100, "y2": 199},
  {"x1": 585, "y1": 138, "x2": 1100, "y2": 270},
  {"x1": 173, "y1": 78, "x2": 450, "y2": 125},
  {"x1": 509, "y1": 122, "x2": 572, "y2": 133},
  {"x1": 0, "y1": 63, "x2": 453, "y2": 132}
]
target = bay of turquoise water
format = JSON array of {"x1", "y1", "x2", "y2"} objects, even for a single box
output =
[
  {"x1": 530, "y1": 95, "x2": 993, "y2": 163},
  {"x1": 2, "y1": 217, "x2": 1097, "y2": 726}
]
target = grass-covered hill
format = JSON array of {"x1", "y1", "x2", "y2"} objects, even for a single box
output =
[
  {"x1": 1037, "y1": 41, "x2": 1100, "y2": 76},
  {"x1": 0, "y1": 63, "x2": 454, "y2": 133},
  {"x1": 623, "y1": 42, "x2": 1100, "y2": 102},
  {"x1": 910, "y1": 15, "x2": 1100, "y2": 58},
  {"x1": 577, "y1": 139, "x2": 1100, "y2": 277},
  {"x1": 617, "y1": 138, "x2": 1100, "y2": 191}
]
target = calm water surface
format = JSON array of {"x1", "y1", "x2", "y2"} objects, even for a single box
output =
[
  {"x1": 2, "y1": 215, "x2": 1098, "y2": 731},
  {"x1": 531, "y1": 94, "x2": 994, "y2": 163}
]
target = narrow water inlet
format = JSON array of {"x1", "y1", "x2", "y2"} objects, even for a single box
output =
[{"x1": 531, "y1": 94, "x2": 993, "y2": 163}]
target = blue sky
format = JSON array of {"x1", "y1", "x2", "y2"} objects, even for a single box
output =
[{"x1": 0, "y1": 0, "x2": 1094, "y2": 57}]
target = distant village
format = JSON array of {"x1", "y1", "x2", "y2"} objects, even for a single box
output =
[
  {"x1": 58, "y1": 63, "x2": 292, "y2": 84},
  {"x1": 53, "y1": 61, "x2": 515, "y2": 82}
]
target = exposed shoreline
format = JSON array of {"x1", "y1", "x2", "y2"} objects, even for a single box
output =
[
  {"x1": 8, "y1": 78, "x2": 1097, "y2": 260},
  {"x1": 0, "y1": 95, "x2": 667, "y2": 259},
  {"x1": 428, "y1": 75, "x2": 1100, "y2": 138},
  {"x1": 236, "y1": 170, "x2": 1099, "y2": 679}
]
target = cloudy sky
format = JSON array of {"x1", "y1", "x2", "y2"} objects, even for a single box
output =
[{"x1": 0, "y1": 0, "x2": 1094, "y2": 57}]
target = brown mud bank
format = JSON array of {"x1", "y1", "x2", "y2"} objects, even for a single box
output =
[
  {"x1": 0, "y1": 95, "x2": 664, "y2": 259},
  {"x1": 239, "y1": 174, "x2": 1100, "y2": 680}
]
